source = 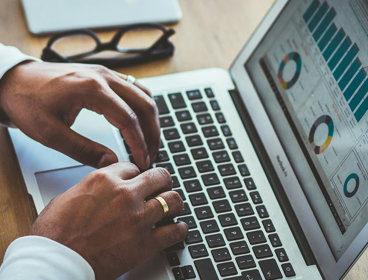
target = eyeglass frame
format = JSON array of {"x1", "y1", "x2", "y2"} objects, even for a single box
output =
[{"x1": 41, "y1": 23, "x2": 175, "y2": 68}]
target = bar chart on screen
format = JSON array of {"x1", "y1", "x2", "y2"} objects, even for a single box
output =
[{"x1": 303, "y1": 0, "x2": 368, "y2": 123}]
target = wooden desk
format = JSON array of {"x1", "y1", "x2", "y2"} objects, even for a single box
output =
[{"x1": 0, "y1": 0, "x2": 366, "y2": 279}]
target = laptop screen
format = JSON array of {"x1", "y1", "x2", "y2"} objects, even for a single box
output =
[{"x1": 245, "y1": 0, "x2": 368, "y2": 260}]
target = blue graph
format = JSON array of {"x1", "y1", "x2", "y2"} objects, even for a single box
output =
[{"x1": 304, "y1": 0, "x2": 368, "y2": 122}]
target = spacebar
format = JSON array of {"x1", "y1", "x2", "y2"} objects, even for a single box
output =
[{"x1": 194, "y1": 258, "x2": 219, "y2": 280}]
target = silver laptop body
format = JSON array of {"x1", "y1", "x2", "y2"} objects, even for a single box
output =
[{"x1": 10, "y1": 0, "x2": 368, "y2": 279}]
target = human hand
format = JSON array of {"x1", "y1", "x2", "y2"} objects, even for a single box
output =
[
  {"x1": 0, "y1": 61, "x2": 160, "y2": 169},
  {"x1": 30, "y1": 162, "x2": 188, "y2": 280}
]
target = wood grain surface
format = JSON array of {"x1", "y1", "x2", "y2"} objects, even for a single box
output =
[{"x1": 0, "y1": 0, "x2": 366, "y2": 278}]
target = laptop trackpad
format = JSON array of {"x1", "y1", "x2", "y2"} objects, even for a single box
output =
[{"x1": 35, "y1": 165, "x2": 95, "y2": 206}]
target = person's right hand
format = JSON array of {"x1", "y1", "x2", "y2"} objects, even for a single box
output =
[{"x1": 29, "y1": 162, "x2": 188, "y2": 280}]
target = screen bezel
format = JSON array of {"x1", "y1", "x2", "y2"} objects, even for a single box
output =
[{"x1": 229, "y1": 0, "x2": 368, "y2": 278}]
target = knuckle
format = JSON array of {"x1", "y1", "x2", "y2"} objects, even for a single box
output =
[
  {"x1": 89, "y1": 169, "x2": 112, "y2": 184},
  {"x1": 123, "y1": 109, "x2": 139, "y2": 129},
  {"x1": 154, "y1": 167, "x2": 172, "y2": 185}
]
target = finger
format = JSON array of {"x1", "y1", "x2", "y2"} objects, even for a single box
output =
[
  {"x1": 130, "y1": 167, "x2": 172, "y2": 199},
  {"x1": 113, "y1": 71, "x2": 153, "y2": 97},
  {"x1": 108, "y1": 74, "x2": 160, "y2": 165},
  {"x1": 39, "y1": 115, "x2": 118, "y2": 168},
  {"x1": 150, "y1": 222, "x2": 188, "y2": 252},
  {"x1": 84, "y1": 86, "x2": 150, "y2": 170},
  {"x1": 98, "y1": 162, "x2": 140, "y2": 180},
  {"x1": 143, "y1": 191, "x2": 183, "y2": 225}
]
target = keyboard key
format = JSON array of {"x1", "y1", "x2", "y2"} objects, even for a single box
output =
[
  {"x1": 206, "y1": 233, "x2": 225, "y2": 248},
  {"x1": 167, "y1": 252, "x2": 180, "y2": 266},
  {"x1": 182, "y1": 265, "x2": 196, "y2": 279},
  {"x1": 194, "y1": 258, "x2": 218, "y2": 280},
  {"x1": 204, "y1": 87, "x2": 215, "y2": 98},
  {"x1": 179, "y1": 203, "x2": 191, "y2": 216},
  {"x1": 259, "y1": 259, "x2": 282, "y2": 280},
  {"x1": 269, "y1": 233, "x2": 282, "y2": 247},
  {"x1": 202, "y1": 173, "x2": 220, "y2": 186},
  {"x1": 224, "y1": 227, "x2": 244, "y2": 241},
  {"x1": 210, "y1": 100, "x2": 221, "y2": 111},
  {"x1": 189, "y1": 244, "x2": 208, "y2": 258},
  {"x1": 184, "y1": 179, "x2": 202, "y2": 193},
  {"x1": 263, "y1": 219, "x2": 275, "y2": 233},
  {"x1": 217, "y1": 262, "x2": 237, "y2": 277},
  {"x1": 200, "y1": 219, "x2": 219, "y2": 233},
  {"x1": 235, "y1": 203, "x2": 254, "y2": 216},
  {"x1": 169, "y1": 141, "x2": 185, "y2": 153},
  {"x1": 174, "y1": 154, "x2": 191, "y2": 166},
  {"x1": 250, "y1": 191, "x2": 263, "y2": 204},
  {"x1": 207, "y1": 138, "x2": 225, "y2": 150},
  {"x1": 185, "y1": 230, "x2": 203, "y2": 244},
  {"x1": 176, "y1": 110, "x2": 192, "y2": 122},
  {"x1": 241, "y1": 217, "x2": 260, "y2": 231},
  {"x1": 187, "y1": 89, "x2": 202, "y2": 100},
  {"x1": 181, "y1": 122, "x2": 197, "y2": 134},
  {"x1": 154, "y1": 95, "x2": 169, "y2": 115},
  {"x1": 191, "y1": 147, "x2": 209, "y2": 159},
  {"x1": 172, "y1": 267, "x2": 185, "y2": 280},
  {"x1": 163, "y1": 128, "x2": 180, "y2": 140},
  {"x1": 160, "y1": 116, "x2": 175, "y2": 127},
  {"x1": 179, "y1": 166, "x2": 196, "y2": 179},
  {"x1": 192, "y1": 101, "x2": 208, "y2": 112},
  {"x1": 195, "y1": 206, "x2": 214, "y2": 220},
  {"x1": 253, "y1": 244, "x2": 273, "y2": 259},
  {"x1": 242, "y1": 270, "x2": 262, "y2": 280},
  {"x1": 197, "y1": 113, "x2": 213, "y2": 125},
  {"x1": 212, "y1": 150, "x2": 230, "y2": 163},
  {"x1": 215, "y1": 112, "x2": 226, "y2": 123},
  {"x1": 213, "y1": 199, "x2": 231, "y2": 213},
  {"x1": 236, "y1": 255, "x2": 256, "y2": 269},
  {"x1": 189, "y1": 193, "x2": 208, "y2": 206},
  {"x1": 227, "y1": 138, "x2": 238, "y2": 149},
  {"x1": 238, "y1": 164, "x2": 250, "y2": 177},
  {"x1": 230, "y1": 241, "x2": 250, "y2": 255},
  {"x1": 207, "y1": 186, "x2": 226, "y2": 199},
  {"x1": 229, "y1": 190, "x2": 248, "y2": 203},
  {"x1": 156, "y1": 150, "x2": 169, "y2": 163},
  {"x1": 165, "y1": 242, "x2": 184, "y2": 252},
  {"x1": 281, "y1": 263, "x2": 296, "y2": 277},
  {"x1": 232, "y1": 151, "x2": 244, "y2": 163},
  {"x1": 196, "y1": 160, "x2": 214, "y2": 173},
  {"x1": 221, "y1": 125, "x2": 232, "y2": 136},
  {"x1": 218, "y1": 213, "x2": 237, "y2": 227},
  {"x1": 247, "y1": 230, "x2": 266, "y2": 245},
  {"x1": 212, "y1": 248, "x2": 231, "y2": 262},
  {"x1": 275, "y1": 248, "x2": 289, "y2": 262},
  {"x1": 223, "y1": 176, "x2": 242, "y2": 190},
  {"x1": 177, "y1": 216, "x2": 197, "y2": 229},
  {"x1": 244, "y1": 177, "x2": 257, "y2": 190},
  {"x1": 156, "y1": 163, "x2": 175, "y2": 174},
  {"x1": 172, "y1": 176, "x2": 180, "y2": 188},
  {"x1": 186, "y1": 135, "x2": 203, "y2": 147},
  {"x1": 169, "y1": 92, "x2": 186, "y2": 109},
  {"x1": 202, "y1": 126, "x2": 219, "y2": 137},
  {"x1": 218, "y1": 163, "x2": 236, "y2": 176}
]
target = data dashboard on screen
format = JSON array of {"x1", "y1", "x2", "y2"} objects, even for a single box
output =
[{"x1": 245, "y1": 0, "x2": 368, "y2": 259}]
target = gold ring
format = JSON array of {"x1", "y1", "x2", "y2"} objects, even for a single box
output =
[
  {"x1": 154, "y1": 196, "x2": 169, "y2": 216},
  {"x1": 126, "y1": 75, "x2": 136, "y2": 84}
]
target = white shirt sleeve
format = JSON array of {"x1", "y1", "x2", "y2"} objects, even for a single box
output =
[
  {"x1": 0, "y1": 43, "x2": 41, "y2": 78},
  {"x1": 0, "y1": 44, "x2": 95, "y2": 280},
  {"x1": 0, "y1": 236, "x2": 95, "y2": 280}
]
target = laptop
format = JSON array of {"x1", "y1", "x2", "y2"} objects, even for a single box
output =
[
  {"x1": 9, "y1": 0, "x2": 368, "y2": 279},
  {"x1": 21, "y1": 0, "x2": 182, "y2": 35}
]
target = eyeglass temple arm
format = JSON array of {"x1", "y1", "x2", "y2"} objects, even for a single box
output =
[{"x1": 145, "y1": 29, "x2": 175, "y2": 53}]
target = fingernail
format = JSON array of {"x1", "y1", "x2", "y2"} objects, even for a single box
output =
[{"x1": 98, "y1": 153, "x2": 118, "y2": 168}]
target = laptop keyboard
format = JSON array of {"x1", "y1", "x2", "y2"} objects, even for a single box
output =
[{"x1": 124, "y1": 87, "x2": 296, "y2": 279}]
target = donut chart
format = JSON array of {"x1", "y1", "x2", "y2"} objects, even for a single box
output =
[
  {"x1": 277, "y1": 52, "x2": 302, "y2": 90},
  {"x1": 343, "y1": 173, "x2": 360, "y2": 198},
  {"x1": 308, "y1": 115, "x2": 334, "y2": 154}
]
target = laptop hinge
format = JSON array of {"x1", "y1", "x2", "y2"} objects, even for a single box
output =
[{"x1": 228, "y1": 88, "x2": 317, "y2": 266}]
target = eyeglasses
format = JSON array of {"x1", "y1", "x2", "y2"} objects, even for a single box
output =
[{"x1": 41, "y1": 23, "x2": 175, "y2": 68}]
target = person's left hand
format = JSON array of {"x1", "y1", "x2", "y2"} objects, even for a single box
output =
[{"x1": 0, "y1": 61, "x2": 160, "y2": 169}]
